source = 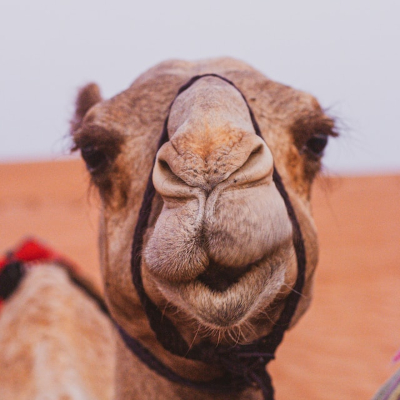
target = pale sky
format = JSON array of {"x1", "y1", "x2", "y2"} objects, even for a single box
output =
[{"x1": 1, "y1": 0, "x2": 399, "y2": 174}]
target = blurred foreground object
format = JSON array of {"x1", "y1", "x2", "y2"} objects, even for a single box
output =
[{"x1": 0, "y1": 238, "x2": 115, "y2": 400}]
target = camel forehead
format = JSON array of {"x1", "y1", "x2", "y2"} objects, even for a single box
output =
[{"x1": 81, "y1": 58, "x2": 321, "y2": 141}]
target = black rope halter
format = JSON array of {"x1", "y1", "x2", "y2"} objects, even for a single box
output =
[{"x1": 116, "y1": 74, "x2": 307, "y2": 400}]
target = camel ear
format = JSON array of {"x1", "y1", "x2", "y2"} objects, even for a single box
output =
[{"x1": 71, "y1": 83, "x2": 102, "y2": 133}]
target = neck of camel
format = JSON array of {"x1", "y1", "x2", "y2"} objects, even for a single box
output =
[{"x1": 114, "y1": 335, "x2": 262, "y2": 400}]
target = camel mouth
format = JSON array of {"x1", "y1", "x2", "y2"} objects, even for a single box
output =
[
  {"x1": 153, "y1": 245, "x2": 294, "y2": 330},
  {"x1": 197, "y1": 261, "x2": 253, "y2": 292}
]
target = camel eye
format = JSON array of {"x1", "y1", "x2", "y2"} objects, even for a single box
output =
[
  {"x1": 304, "y1": 133, "x2": 328, "y2": 157},
  {"x1": 81, "y1": 144, "x2": 108, "y2": 173}
]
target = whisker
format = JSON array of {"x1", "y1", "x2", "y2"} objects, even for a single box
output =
[{"x1": 281, "y1": 282, "x2": 307, "y2": 298}]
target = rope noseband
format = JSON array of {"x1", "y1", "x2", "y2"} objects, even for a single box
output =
[{"x1": 117, "y1": 74, "x2": 307, "y2": 400}]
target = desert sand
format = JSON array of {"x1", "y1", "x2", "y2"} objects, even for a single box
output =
[{"x1": 0, "y1": 158, "x2": 399, "y2": 400}]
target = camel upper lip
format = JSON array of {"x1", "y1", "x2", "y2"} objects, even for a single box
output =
[{"x1": 197, "y1": 261, "x2": 253, "y2": 292}]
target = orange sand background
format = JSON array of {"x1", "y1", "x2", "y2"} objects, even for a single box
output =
[{"x1": 1, "y1": 159, "x2": 399, "y2": 400}]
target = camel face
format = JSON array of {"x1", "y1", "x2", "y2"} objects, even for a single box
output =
[{"x1": 72, "y1": 58, "x2": 336, "y2": 345}]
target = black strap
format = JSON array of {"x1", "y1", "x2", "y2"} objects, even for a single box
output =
[
  {"x1": 118, "y1": 74, "x2": 306, "y2": 400},
  {"x1": 0, "y1": 261, "x2": 25, "y2": 301}
]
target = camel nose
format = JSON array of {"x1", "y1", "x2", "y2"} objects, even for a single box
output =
[{"x1": 152, "y1": 133, "x2": 274, "y2": 198}]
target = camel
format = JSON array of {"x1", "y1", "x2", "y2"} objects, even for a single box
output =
[
  {"x1": 70, "y1": 57, "x2": 336, "y2": 400},
  {"x1": 0, "y1": 240, "x2": 116, "y2": 400},
  {"x1": 0, "y1": 57, "x2": 337, "y2": 400}
]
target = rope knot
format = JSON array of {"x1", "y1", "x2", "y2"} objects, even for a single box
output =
[
  {"x1": 207, "y1": 344, "x2": 276, "y2": 399},
  {"x1": 194, "y1": 342, "x2": 275, "y2": 387}
]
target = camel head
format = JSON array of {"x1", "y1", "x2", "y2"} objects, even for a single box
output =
[{"x1": 71, "y1": 58, "x2": 336, "y2": 353}]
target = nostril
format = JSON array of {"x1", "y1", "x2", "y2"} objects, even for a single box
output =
[
  {"x1": 250, "y1": 145, "x2": 263, "y2": 155},
  {"x1": 225, "y1": 141, "x2": 273, "y2": 187},
  {"x1": 158, "y1": 158, "x2": 187, "y2": 186},
  {"x1": 159, "y1": 159, "x2": 170, "y2": 172},
  {"x1": 241, "y1": 144, "x2": 265, "y2": 170}
]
